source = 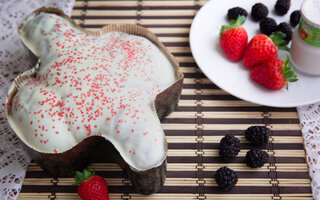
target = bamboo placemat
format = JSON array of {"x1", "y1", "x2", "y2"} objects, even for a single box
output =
[{"x1": 18, "y1": 1, "x2": 313, "y2": 199}]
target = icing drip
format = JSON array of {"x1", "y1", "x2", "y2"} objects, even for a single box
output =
[{"x1": 8, "y1": 13, "x2": 176, "y2": 171}]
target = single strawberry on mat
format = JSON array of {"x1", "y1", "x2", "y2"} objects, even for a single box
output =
[
  {"x1": 219, "y1": 15, "x2": 248, "y2": 62},
  {"x1": 250, "y1": 56, "x2": 298, "y2": 90},
  {"x1": 74, "y1": 168, "x2": 109, "y2": 200},
  {"x1": 243, "y1": 32, "x2": 290, "y2": 69}
]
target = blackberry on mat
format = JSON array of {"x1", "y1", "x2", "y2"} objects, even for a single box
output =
[
  {"x1": 290, "y1": 10, "x2": 301, "y2": 27},
  {"x1": 227, "y1": 7, "x2": 248, "y2": 21},
  {"x1": 277, "y1": 22, "x2": 293, "y2": 42},
  {"x1": 275, "y1": 0, "x2": 291, "y2": 16},
  {"x1": 245, "y1": 126, "x2": 270, "y2": 146},
  {"x1": 251, "y1": 3, "x2": 269, "y2": 21},
  {"x1": 259, "y1": 17, "x2": 277, "y2": 35},
  {"x1": 215, "y1": 167, "x2": 238, "y2": 191},
  {"x1": 245, "y1": 149, "x2": 269, "y2": 168},
  {"x1": 219, "y1": 134, "x2": 240, "y2": 162}
]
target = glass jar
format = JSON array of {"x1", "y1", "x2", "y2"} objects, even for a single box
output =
[{"x1": 290, "y1": 0, "x2": 320, "y2": 76}]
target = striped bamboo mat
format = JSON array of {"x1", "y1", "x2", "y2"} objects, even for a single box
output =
[{"x1": 19, "y1": 1, "x2": 313, "y2": 199}]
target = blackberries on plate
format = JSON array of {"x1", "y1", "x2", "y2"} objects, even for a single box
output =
[
  {"x1": 215, "y1": 167, "x2": 238, "y2": 191},
  {"x1": 290, "y1": 10, "x2": 301, "y2": 27},
  {"x1": 259, "y1": 18, "x2": 293, "y2": 42},
  {"x1": 227, "y1": 7, "x2": 248, "y2": 21},
  {"x1": 245, "y1": 149, "x2": 269, "y2": 168},
  {"x1": 251, "y1": 3, "x2": 269, "y2": 21},
  {"x1": 219, "y1": 135, "x2": 241, "y2": 162},
  {"x1": 245, "y1": 126, "x2": 270, "y2": 146},
  {"x1": 275, "y1": 0, "x2": 291, "y2": 16},
  {"x1": 259, "y1": 17, "x2": 277, "y2": 35},
  {"x1": 277, "y1": 22, "x2": 293, "y2": 42}
]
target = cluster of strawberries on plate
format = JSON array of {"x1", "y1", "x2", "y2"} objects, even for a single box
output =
[{"x1": 219, "y1": 15, "x2": 298, "y2": 90}]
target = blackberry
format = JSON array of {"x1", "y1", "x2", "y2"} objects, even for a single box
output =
[
  {"x1": 245, "y1": 149, "x2": 269, "y2": 168},
  {"x1": 215, "y1": 167, "x2": 238, "y2": 191},
  {"x1": 259, "y1": 17, "x2": 277, "y2": 35},
  {"x1": 275, "y1": 0, "x2": 291, "y2": 16},
  {"x1": 277, "y1": 22, "x2": 293, "y2": 42},
  {"x1": 227, "y1": 7, "x2": 248, "y2": 21},
  {"x1": 245, "y1": 126, "x2": 270, "y2": 146},
  {"x1": 290, "y1": 10, "x2": 301, "y2": 27},
  {"x1": 251, "y1": 3, "x2": 269, "y2": 21},
  {"x1": 219, "y1": 135, "x2": 240, "y2": 162}
]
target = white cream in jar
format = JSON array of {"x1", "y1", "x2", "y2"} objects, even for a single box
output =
[{"x1": 290, "y1": 0, "x2": 320, "y2": 76}]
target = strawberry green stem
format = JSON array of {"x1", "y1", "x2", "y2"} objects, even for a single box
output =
[
  {"x1": 74, "y1": 168, "x2": 96, "y2": 186},
  {"x1": 270, "y1": 31, "x2": 290, "y2": 51},
  {"x1": 220, "y1": 15, "x2": 246, "y2": 37},
  {"x1": 230, "y1": 15, "x2": 246, "y2": 26},
  {"x1": 282, "y1": 55, "x2": 298, "y2": 90}
]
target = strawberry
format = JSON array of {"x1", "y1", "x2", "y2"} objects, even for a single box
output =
[
  {"x1": 219, "y1": 15, "x2": 248, "y2": 62},
  {"x1": 250, "y1": 56, "x2": 298, "y2": 90},
  {"x1": 300, "y1": 28, "x2": 308, "y2": 39},
  {"x1": 243, "y1": 32, "x2": 289, "y2": 69},
  {"x1": 74, "y1": 168, "x2": 109, "y2": 200}
]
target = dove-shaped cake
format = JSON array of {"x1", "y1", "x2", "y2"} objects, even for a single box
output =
[{"x1": 6, "y1": 8, "x2": 183, "y2": 195}]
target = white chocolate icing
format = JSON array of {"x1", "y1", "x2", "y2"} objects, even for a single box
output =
[{"x1": 8, "y1": 13, "x2": 177, "y2": 171}]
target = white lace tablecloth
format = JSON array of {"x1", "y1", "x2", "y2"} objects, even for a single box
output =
[
  {"x1": 298, "y1": 104, "x2": 320, "y2": 200},
  {"x1": 0, "y1": 0, "x2": 320, "y2": 199},
  {"x1": 0, "y1": 0, "x2": 74, "y2": 199}
]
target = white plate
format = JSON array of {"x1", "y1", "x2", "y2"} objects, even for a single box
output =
[{"x1": 190, "y1": 0, "x2": 320, "y2": 107}]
